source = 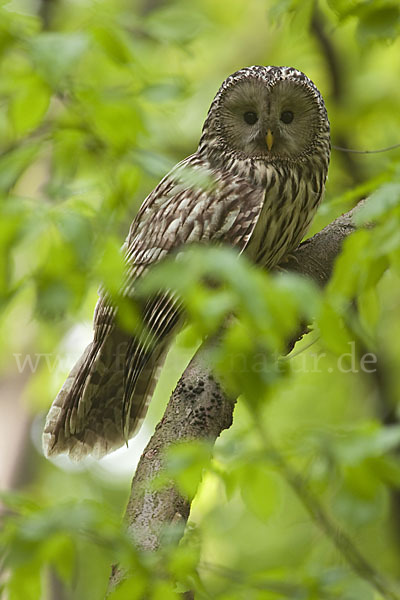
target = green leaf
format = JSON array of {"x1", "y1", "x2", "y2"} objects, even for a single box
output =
[
  {"x1": 238, "y1": 463, "x2": 280, "y2": 523},
  {"x1": 373, "y1": 216, "x2": 400, "y2": 257},
  {"x1": 130, "y1": 149, "x2": 174, "y2": 179},
  {"x1": 0, "y1": 143, "x2": 40, "y2": 192},
  {"x1": 317, "y1": 301, "x2": 354, "y2": 355},
  {"x1": 152, "y1": 580, "x2": 180, "y2": 599},
  {"x1": 356, "y1": 4, "x2": 400, "y2": 43},
  {"x1": 167, "y1": 544, "x2": 199, "y2": 580},
  {"x1": 327, "y1": 0, "x2": 361, "y2": 19},
  {"x1": 358, "y1": 287, "x2": 380, "y2": 335},
  {"x1": 327, "y1": 229, "x2": 371, "y2": 301},
  {"x1": 141, "y1": 79, "x2": 186, "y2": 103},
  {"x1": 7, "y1": 564, "x2": 41, "y2": 600},
  {"x1": 145, "y1": 6, "x2": 209, "y2": 43},
  {"x1": 370, "y1": 455, "x2": 400, "y2": 488},
  {"x1": 77, "y1": 88, "x2": 142, "y2": 149},
  {"x1": 41, "y1": 534, "x2": 75, "y2": 584},
  {"x1": 342, "y1": 462, "x2": 382, "y2": 501},
  {"x1": 165, "y1": 441, "x2": 212, "y2": 498},
  {"x1": 54, "y1": 208, "x2": 94, "y2": 264},
  {"x1": 335, "y1": 423, "x2": 400, "y2": 464},
  {"x1": 9, "y1": 74, "x2": 50, "y2": 136},
  {"x1": 0, "y1": 9, "x2": 39, "y2": 57},
  {"x1": 105, "y1": 576, "x2": 147, "y2": 600},
  {"x1": 355, "y1": 183, "x2": 400, "y2": 224},
  {"x1": 93, "y1": 236, "x2": 125, "y2": 295},
  {"x1": 28, "y1": 32, "x2": 89, "y2": 89},
  {"x1": 92, "y1": 25, "x2": 134, "y2": 64}
]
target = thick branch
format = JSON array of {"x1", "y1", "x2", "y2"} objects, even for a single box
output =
[
  {"x1": 108, "y1": 346, "x2": 234, "y2": 591},
  {"x1": 125, "y1": 347, "x2": 233, "y2": 552},
  {"x1": 283, "y1": 202, "x2": 361, "y2": 284},
  {"x1": 108, "y1": 204, "x2": 363, "y2": 593}
]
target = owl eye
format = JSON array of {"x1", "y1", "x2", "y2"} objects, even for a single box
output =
[
  {"x1": 280, "y1": 110, "x2": 294, "y2": 124},
  {"x1": 243, "y1": 111, "x2": 258, "y2": 125}
]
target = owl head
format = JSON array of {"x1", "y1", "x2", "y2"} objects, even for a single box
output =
[{"x1": 200, "y1": 65, "x2": 330, "y2": 165}]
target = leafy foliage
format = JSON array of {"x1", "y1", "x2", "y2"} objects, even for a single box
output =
[{"x1": 1, "y1": 0, "x2": 400, "y2": 598}]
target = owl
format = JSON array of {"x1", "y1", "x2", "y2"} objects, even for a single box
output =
[{"x1": 43, "y1": 65, "x2": 330, "y2": 460}]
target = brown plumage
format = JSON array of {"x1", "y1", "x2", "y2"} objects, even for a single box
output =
[{"x1": 43, "y1": 65, "x2": 330, "y2": 459}]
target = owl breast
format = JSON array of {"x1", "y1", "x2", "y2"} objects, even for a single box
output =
[{"x1": 245, "y1": 161, "x2": 325, "y2": 269}]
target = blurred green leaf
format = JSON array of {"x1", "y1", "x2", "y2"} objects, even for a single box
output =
[
  {"x1": 28, "y1": 32, "x2": 89, "y2": 89},
  {"x1": 356, "y1": 3, "x2": 400, "y2": 43},
  {"x1": 165, "y1": 441, "x2": 212, "y2": 498},
  {"x1": 167, "y1": 543, "x2": 199, "y2": 581},
  {"x1": 355, "y1": 183, "x2": 400, "y2": 224},
  {"x1": 145, "y1": 6, "x2": 210, "y2": 43},
  {"x1": 7, "y1": 564, "x2": 41, "y2": 600},
  {"x1": 92, "y1": 25, "x2": 135, "y2": 65},
  {"x1": 108, "y1": 577, "x2": 148, "y2": 600},
  {"x1": 0, "y1": 143, "x2": 40, "y2": 192},
  {"x1": 334, "y1": 423, "x2": 400, "y2": 464},
  {"x1": 93, "y1": 235, "x2": 125, "y2": 296},
  {"x1": 238, "y1": 463, "x2": 280, "y2": 523},
  {"x1": 8, "y1": 74, "x2": 50, "y2": 136},
  {"x1": 316, "y1": 301, "x2": 354, "y2": 355},
  {"x1": 152, "y1": 580, "x2": 180, "y2": 599}
]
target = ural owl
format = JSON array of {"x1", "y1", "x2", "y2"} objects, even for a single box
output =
[{"x1": 43, "y1": 65, "x2": 330, "y2": 459}]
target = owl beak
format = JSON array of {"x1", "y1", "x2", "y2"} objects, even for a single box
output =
[{"x1": 266, "y1": 130, "x2": 274, "y2": 151}]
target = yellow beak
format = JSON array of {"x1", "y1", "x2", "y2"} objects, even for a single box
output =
[{"x1": 266, "y1": 129, "x2": 274, "y2": 151}]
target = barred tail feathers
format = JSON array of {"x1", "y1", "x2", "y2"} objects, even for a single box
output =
[{"x1": 42, "y1": 330, "x2": 171, "y2": 460}]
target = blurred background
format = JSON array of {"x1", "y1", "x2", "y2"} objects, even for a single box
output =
[{"x1": 1, "y1": 0, "x2": 400, "y2": 598}]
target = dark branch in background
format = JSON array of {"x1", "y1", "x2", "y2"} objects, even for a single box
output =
[
  {"x1": 357, "y1": 338, "x2": 400, "y2": 551},
  {"x1": 38, "y1": 0, "x2": 56, "y2": 30},
  {"x1": 310, "y1": 8, "x2": 364, "y2": 184},
  {"x1": 139, "y1": 0, "x2": 168, "y2": 16},
  {"x1": 311, "y1": 3, "x2": 400, "y2": 559},
  {"x1": 108, "y1": 201, "x2": 399, "y2": 599}
]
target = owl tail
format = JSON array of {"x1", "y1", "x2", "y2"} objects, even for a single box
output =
[{"x1": 42, "y1": 328, "x2": 172, "y2": 460}]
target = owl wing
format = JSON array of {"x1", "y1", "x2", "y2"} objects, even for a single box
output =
[{"x1": 43, "y1": 156, "x2": 266, "y2": 459}]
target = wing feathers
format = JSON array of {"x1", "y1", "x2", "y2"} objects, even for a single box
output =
[
  {"x1": 43, "y1": 155, "x2": 266, "y2": 458},
  {"x1": 122, "y1": 292, "x2": 182, "y2": 437}
]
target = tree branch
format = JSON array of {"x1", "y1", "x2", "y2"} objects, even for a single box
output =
[
  {"x1": 310, "y1": 8, "x2": 364, "y2": 184},
  {"x1": 124, "y1": 346, "x2": 233, "y2": 553},
  {"x1": 108, "y1": 202, "x2": 400, "y2": 599},
  {"x1": 283, "y1": 201, "x2": 361, "y2": 283}
]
